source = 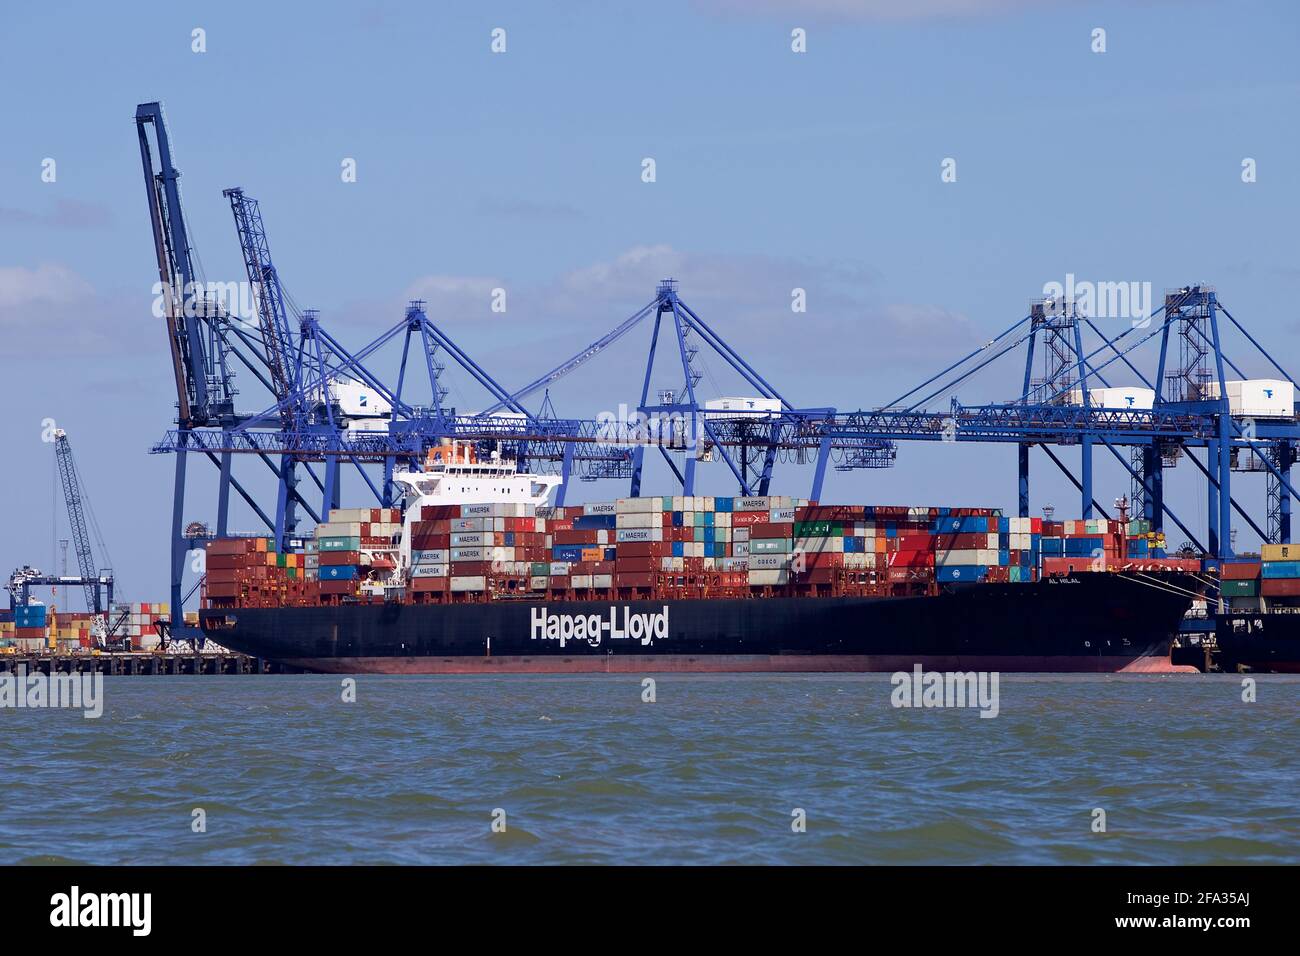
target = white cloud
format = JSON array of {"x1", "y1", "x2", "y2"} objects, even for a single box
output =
[
  {"x1": 0, "y1": 263, "x2": 144, "y2": 354},
  {"x1": 0, "y1": 262, "x2": 95, "y2": 310}
]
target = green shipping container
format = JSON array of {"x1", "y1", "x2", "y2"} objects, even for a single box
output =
[
  {"x1": 530, "y1": 562, "x2": 550, "y2": 576},
  {"x1": 1220, "y1": 579, "x2": 1258, "y2": 598},
  {"x1": 319, "y1": 536, "x2": 361, "y2": 551},
  {"x1": 794, "y1": 521, "x2": 837, "y2": 537}
]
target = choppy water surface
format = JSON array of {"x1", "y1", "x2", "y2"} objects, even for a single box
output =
[{"x1": 1, "y1": 674, "x2": 1297, "y2": 865}]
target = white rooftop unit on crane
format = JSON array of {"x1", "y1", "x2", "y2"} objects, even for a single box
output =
[
  {"x1": 1203, "y1": 379, "x2": 1296, "y2": 418},
  {"x1": 330, "y1": 376, "x2": 392, "y2": 418},
  {"x1": 703, "y1": 396, "x2": 783, "y2": 418}
]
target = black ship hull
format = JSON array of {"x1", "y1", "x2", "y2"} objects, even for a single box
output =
[
  {"x1": 1215, "y1": 612, "x2": 1300, "y2": 673},
  {"x1": 201, "y1": 573, "x2": 1195, "y2": 674}
]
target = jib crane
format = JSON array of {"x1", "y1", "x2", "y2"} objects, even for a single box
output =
[
  {"x1": 3, "y1": 429, "x2": 126, "y2": 643},
  {"x1": 52, "y1": 429, "x2": 111, "y2": 616}
]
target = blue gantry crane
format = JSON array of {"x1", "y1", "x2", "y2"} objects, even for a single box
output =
[{"x1": 137, "y1": 101, "x2": 1300, "y2": 633}]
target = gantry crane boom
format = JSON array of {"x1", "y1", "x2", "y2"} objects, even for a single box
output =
[
  {"x1": 135, "y1": 102, "x2": 212, "y2": 427},
  {"x1": 224, "y1": 187, "x2": 298, "y2": 424}
]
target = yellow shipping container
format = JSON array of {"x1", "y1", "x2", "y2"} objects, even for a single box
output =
[{"x1": 1261, "y1": 543, "x2": 1299, "y2": 562}]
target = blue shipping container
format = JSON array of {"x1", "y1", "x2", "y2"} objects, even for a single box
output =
[
  {"x1": 320, "y1": 565, "x2": 357, "y2": 580},
  {"x1": 1064, "y1": 537, "x2": 1105, "y2": 557},
  {"x1": 1262, "y1": 561, "x2": 1300, "y2": 579},
  {"x1": 15, "y1": 605, "x2": 47, "y2": 627},
  {"x1": 938, "y1": 565, "x2": 988, "y2": 583},
  {"x1": 552, "y1": 545, "x2": 585, "y2": 562}
]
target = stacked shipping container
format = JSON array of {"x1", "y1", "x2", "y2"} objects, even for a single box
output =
[{"x1": 202, "y1": 497, "x2": 1182, "y2": 610}]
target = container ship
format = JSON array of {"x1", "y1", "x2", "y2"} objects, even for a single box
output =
[
  {"x1": 1211, "y1": 544, "x2": 1300, "y2": 672},
  {"x1": 197, "y1": 441, "x2": 1199, "y2": 673}
]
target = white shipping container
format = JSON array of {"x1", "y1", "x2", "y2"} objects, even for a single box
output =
[
  {"x1": 451, "y1": 547, "x2": 488, "y2": 561},
  {"x1": 584, "y1": 501, "x2": 618, "y2": 516},
  {"x1": 736, "y1": 496, "x2": 771, "y2": 512},
  {"x1": 748, "y1": 569, "x2": 789, "y2": 586},
  {"x1": 733, "y1": 541, "x2": 750, "y2": 557},
  {"x1": 733, "y1": 527, "x2": 750, "y2": 543},
  {"x1": 616, "y1": 512, "x2": 656, "y2": 528},
  {"x1": 794, "y1": 536, "x2": 843, "y2": 553},
  {"x1": 719, "y1": 557, "x2": 749, "y2": 572},
  {"x1": 411, "y1": 564, "x2": 448, "y2": 578},
  {"x1": 593, "y1": 574, "x2": 613, "y2": 589},
  {"x1": 530, "y1": 576, "x2": 549, "y2": 590},
  {"x1": 616, "y1": 497, "x2": 657, "y2": 514},
  {"x1": 451, "y1": 532, "x2": 489, "y2": 546},
  {"x1": 317, "y1": 521, "x2": 362, "y2": 538},
  {"x1": 770, "y1": 508, "x2": 795, "y2": 522},
  {"x1": 412, "y1": 549, "x2": 449, "y2": 565},
  {"x1": 450, "y1": 576, "x2": 486, "y2": 592},
  {"x1": 571, "y1": 574, "x2": 594, "y2": 588},
  {"x1": 749, "y1": 553, "x2": 788, "y2": 570},
  {"x1": 935, "y1": 549, "x2": 999, "y2": 566},
  {"x1": 549, "y1": 562, "x2": 571, "y2": 576}
]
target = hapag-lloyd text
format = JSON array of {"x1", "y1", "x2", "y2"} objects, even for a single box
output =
[{"x1": 531, "y1": 606, "x2": 669, "y2": 647}]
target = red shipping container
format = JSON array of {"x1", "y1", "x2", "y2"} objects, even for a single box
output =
[
  {"x1": 412, "y1": 519, "x2": 451, "y2": 534},
  {"x1": 553, "y1": 529, "x2": 599, "y2": 545},
  {"x1": 615, "y1": 556, "x2": 658, "y2": 572},
  {"x1": 933, "y1": 532, "x2": 994, "y2": 550},
  {"x1": 895, "y1": 534, "x2": 935, "y2": 551},
  {"x1": 320, "y1": 551, "x2": 360, "y2": 566},
  {"x1": 1261, "y1": 579, "x2": 1300, "y2": 597},
  {"x1": 617, "y1": 541, "x2": 668, "y2": 558},
  {"x1": 411, "y1": 577, "x2": 448, "y2": 592},
  {"x1": 319, "y1": 580, "x2": 356, "y2": 595},
  {"x1": 804, "y1": 552, "x2": 844, "y2": 570},
  {"x1": 421, "y1": 505, "x2": 460, "y2": 521},
  {"x1": 548, "y1": 518, "x2": 574, "y2": 531},
  {"x1": 1221, "y1": 561, "x2": 1262, "y2": 580},
  {"x1": 800, "y1": 568, "x2": 838, "y2": 584},
  {"x1": 547, "y1": 576, "x2": 571, "y2": 590},
  {"x1": 887, "y1": 550, "x2": 935, "y2": 568},
  {"x1": 615, "y1": 572, "x2": 655, "y2": 588},
  {"x1": 731, "y1": 511, "x2": 770, "y2": 527},
  {"x1": 451, "y1": 561, "x2": 493, "y2": 575},
  {"x1": 748, "y1": 522, "x2": 792, "y2": 539},
  {"x1": 797, "y1": 505, "x2": 863, "y2": 521},
  {"x1": 410, "y1": 533, "x2": 451, "y2": 551},
  {"x1": 207, "y1": 537, "x2": 253, "y2": 556}
]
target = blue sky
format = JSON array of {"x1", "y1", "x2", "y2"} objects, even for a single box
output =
[{"x1": 1, "y1": 0, "x2": 1297, "y2": 606}]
